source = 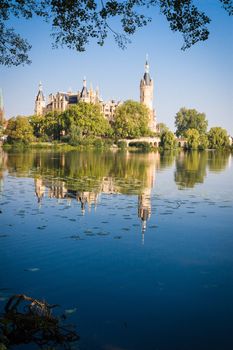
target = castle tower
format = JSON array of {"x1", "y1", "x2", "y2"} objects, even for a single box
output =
[
  {"x1": 0, "y1": 88, "x2": 5, "y2": 124},
  {"x1": 80, "y1": 77, "x2": 89, "y2": 102},
  {"x1": 140, "y1": 58, "x2": 156, "y2": 131},
  {"x1": 35, "y1": 82, "x2": 45, "y2": 116}
]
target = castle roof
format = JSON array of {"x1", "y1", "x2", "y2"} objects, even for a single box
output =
[
  {"x1": 143, "y1": 72, "x2": 151, "y2": 85},
  {"x1": 68, "y1": 95, "x2": 78, "y2": 104},
  {"x1": 80, "y1": 86, "x2": 88, "y2": 98},
  {"x1": 80, "y1": 77, "x2": 88, "y2": 98},
  {"x1": 142, "y1": 58, "x2": 152, "y2": 85},
  {"x1": 36, "y1": 82, "x2": 45, "y2": 101},
  {"x1": 36, "y1": 89, "x2": 45, "y2": 101}
]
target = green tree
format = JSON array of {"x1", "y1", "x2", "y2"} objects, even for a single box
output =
[
  {"x1": 113, "y1": 100, "x2": 150, "y2": 139},
  {"x1": 68, "y1": 124, "x2": 82, "y2": 146},
  {"x1": 62, "y1": 103, "x2": 111, "y2": 137},
  {"x1": 185, "y1": 128, "x2": 200, "y2": 149},
  {"x1": 41, "y1": 111, "x2": 65, "y2": 140},
  {"x1": 198, "y1": 133, "x2": 209, "y2": 150},
  {"x1": 175, "y1": 107, "x2": 208, "y2": 137},
  {"x1": 5, "y1": 116, "x2": 34, "y2": 144},
  {"x1": 160, "y1": 130, "x2": 177, "y2": 149},
  {"x1": 1, "y1": 1, "x2": 232, "y2": 66},
  {"x1": 208, "y1": 127, "x2": 230, "y2": 149},
  {"x1": 30, "y1": 114, "x2": 46, "y2": 138}
]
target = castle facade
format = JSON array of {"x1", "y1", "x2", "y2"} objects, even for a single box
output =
[
  {"x1": 35, "y1": 59, "x2": 156, "y2": 130},
  {"x1": 35, "y1": 78, "x2": 122, "y2": 122}
]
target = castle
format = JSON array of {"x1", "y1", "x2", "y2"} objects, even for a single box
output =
[{"x1": 35, "y1": 59, "x2": 157, "y2": 131}]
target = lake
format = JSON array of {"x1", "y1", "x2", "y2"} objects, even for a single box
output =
[{"x1": 0, "y1": 149, "x2": 233, "y2": 350}]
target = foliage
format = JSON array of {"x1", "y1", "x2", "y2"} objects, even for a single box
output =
[
  {"x1": 160, "y1": 130, "x2": 177, "y2": 149},
  {"x1": 5, "y1": 116, "x2": 34, "y2": 144},
  {"x1": 175, "y1": 107, "x2": 208, "y2": 137},
  {"x1": 62, "y1": 103, "x2": 111, "y2": 138},
  {"x1": 0, "y1": 124, "x2": 4, "y2": 139},
  {"x1": 1, "y1": 1, "x2": 232, "y2": 66},
  {"x1": 208, "y1": 127, "x2": 230, "y2": 149},
  {"x1": 68, "y1": 124, "x2": 82, "y2": 146},
  {"x1": 43, "y1": 112, "x2": 65, "y2": 140},
  {"x1": 113, "y1": 100, "x2": 150, "y2": 139},
  {"x1": 198, "y1": 133, "x2": 209, "y2": 150},
  {"x1": 30, "y1": 112, "x2": 64, "y2": 141},
  {"x1": 128, "y1": 141, "x2": 151, "y2": 151},
  {"x1": 31, "y1": 104, "x2": 112, "y2": 142},
  {"x1": 29, "y1": 114, "x2": 46, "y2": 138},
  {"x1": 185, "y1": 128, "x2": 200, "y2": 149}
]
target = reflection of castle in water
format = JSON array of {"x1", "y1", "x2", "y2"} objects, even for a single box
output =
[
  {"x1": 34, "y1": 153, "x2": 157, "y2": 234},
  {"x1": 35, "y1": 177, "x2": 153, "y2": 232}
]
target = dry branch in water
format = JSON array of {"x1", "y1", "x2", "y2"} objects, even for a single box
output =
[{"x1": 0, "y1": 294, "x2": 79, "y2": 349}]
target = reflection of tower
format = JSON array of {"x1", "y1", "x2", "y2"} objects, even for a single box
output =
[
  {"x1": 35, "y1": 178, "x2": 46, "y2": 204},
  {"x1": 137, "y1": 153, "x2": 157, "y2": 242},
  {"x1": 35, "y1": 82, "x2": 46, "y2": 116},
  {"x1": 77, "y1": 191, "x2": 98, "y2": 214},
  {"x1": 140, "y1": 57, "x2": 156, "y2": 131},
  {"x1": 138, "y1": 189, "x2": 152, "y2": 234}
]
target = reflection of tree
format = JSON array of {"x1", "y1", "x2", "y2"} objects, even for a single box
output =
[
  {"x1": 159, "y1": 151, "x2": 176, "y2": 169},
  {"x1": 208, "y1": 151, "x2": 230, "y2": 172},
  {"x1": 3, "y1": 150, "x2": 34, "y2": 177},
  {"x1": 6, "y1": 150, "x2": 160, "y2": 195},
  {"x1": 0, "y1": 150, "x2": 8, "y2": 193},
  {"x1": 5, "y1": 150, "x2": 161, "y2": 234},
  {"x1": 174, "y1": 151, "x2": 208, "y2": 189}
]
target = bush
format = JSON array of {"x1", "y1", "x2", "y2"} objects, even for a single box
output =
[{"x1": 128, "y1": 141, "x2": 151, "y2": 151}]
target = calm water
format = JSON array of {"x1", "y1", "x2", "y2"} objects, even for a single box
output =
[{"x1": 0, "y1": 149, "x2": 233, "y2": 350}]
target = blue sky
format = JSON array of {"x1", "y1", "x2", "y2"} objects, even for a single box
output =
[{"x1": 0, "y1": 1, "x2": 233, "y2": 132}]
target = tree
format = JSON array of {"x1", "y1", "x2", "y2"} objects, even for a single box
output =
[
  {"x1": 198, "y1": 133, "x2": 209, "y2": 150},
  {"x1": 160, "y1": 130, "x2": 177, "y2": 149},
  {"x1": 30, "y1": 114, "x2": 46, "y2": 138},
  {"x1": 113, "y1": 100, "x2": 150, "y2": 139},
  {"x1": 208, "y1": 127, "x2": 230, "y2": 149},
  {"x1": 1, "y1": 1, "x2": 232, "y2": 66},
  {"x1": 5, "y1": 116, "x2": 34, "y2": 144},
  {"x1": 157, "y1": 123, "x2": 169, "y2": 134},
  {"x1": 185, "y1": 128, "x2": 200, "y2": 149},
  {"x1": 175, "y1": 107, "x2": 208, "y2": 137},
  {"x1": 39, "y1": 111, "x2": 64, "y2": 140},
  {"x1": 62, "y1": 103, "x2": 111, "y2": 137}
]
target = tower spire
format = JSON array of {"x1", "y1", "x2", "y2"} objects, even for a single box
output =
[
  {"x1": 35, "y1": 82, "x2": 45, "y2": 115},
  {"x1": 83, "y1": 76, "x2": 87, "y2": 87},
  {"x1": 145, "y1": 54, "x2": 149, "y2": 74}
]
